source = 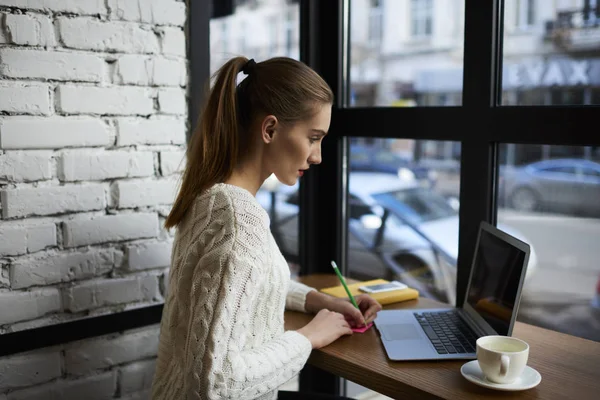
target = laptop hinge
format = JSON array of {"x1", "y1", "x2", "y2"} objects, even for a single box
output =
[{"x1": 457, "y1": 309, "x2": 488, "y2": 337}]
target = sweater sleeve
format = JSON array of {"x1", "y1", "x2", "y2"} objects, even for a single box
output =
[
  {"x1": 286, "y1": 280, "x2": 317, "y2": 313},
  {"x1": 185, "y1": 198, "x2": 312, "y2": 400}
]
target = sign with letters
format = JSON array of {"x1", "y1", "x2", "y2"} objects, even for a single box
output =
[{"x1": 503, "y1": 59, "x2": 600, "y2": 89}]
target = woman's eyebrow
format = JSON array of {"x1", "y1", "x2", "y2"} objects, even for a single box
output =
[{"x1": 311, "y1": 129, "x2": 328, "y2": 136}]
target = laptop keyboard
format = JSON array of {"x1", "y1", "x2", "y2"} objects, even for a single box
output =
[{"x1": 414, "y1": 311, "x2": 478, "y2": 354}]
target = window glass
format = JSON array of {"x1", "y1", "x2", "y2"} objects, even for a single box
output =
[
  {"x1": 502, "y1": 0, "x2": 600, "y2": 105},
  {"x1": 497, "y1": 144, "x2": 600, "y2": 342},
  {"x1": 350, "y1": 0, "x2": 465, "y2": 106}
]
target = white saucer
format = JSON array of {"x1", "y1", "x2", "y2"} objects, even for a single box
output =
[{"x1": 460, "y1": 360, "x2": 542, "y2": 391}]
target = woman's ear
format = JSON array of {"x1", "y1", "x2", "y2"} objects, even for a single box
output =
[{"x1": 261, "y1": 115, "x2": 278, "y2": 144}]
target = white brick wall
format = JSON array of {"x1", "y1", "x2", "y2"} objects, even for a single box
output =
[
  {"x1": 0, "y1": 151, "x2": 53, "y2": 182},
  {"x1": 57, "y1": 18, "x2": 160, "y2": 54},
  {"x1": 0, "y1": 1, "x2": 187, "y2": 395},
  {"x1": 62, "y1": 213, "x2": 159, "y2": 247},
  {"x1": 0, "y1": 223, "x2": 56, "y2": 256},
  {"x1": 59, "y1": 150, "x2": 155, "y2": 181},
  {"x1": 64, "y1": 325, "x2": 159, "y2": 376},
  {"x1": 119, "y1": 359, "x2": 156, "y2": 396},
  {"x1": 108, "y1": 0, "x2": 186, "y2": 26},
  {"x1": 57, "y1": 85, "x2": 155, "y2": 115},
  {"x1": 6, "y1": 371, "x2": 117, "y2": 400},
  {"x1": 116, "y1": 117, "x2": 186, "y2": 146},
  {"x1": 4, "y1": 13, "x2": 55, "y2": 47},
  {"x1": 0, "y1": 0, "x2": 108, "y2": 15},
  {"x1": 0, "y1": 352, "x2": 61, "y2": 392},
  {"x1": 63, "y1": 275, "x2": 161, "y2": 312},
  {"x1": 114, "y1": 179, "x2": 178, "y2": 208},
  {"x1": 0, "y1": 117, "x2": 112, "y2": 149},
  {"x1": 159, "y1": 150, "x2": 185, "y2": 175},
  {"x1": 0, "y1": 49, "x2": 105, "y2": 82},
  {"x1": 0, "y1": 288, "x2": 61, "y2": 325},
  {"x1": 1, "y1": 184, "x2": 106, "y2": 218},
  {"x1": 0, "y1": 82, "x2": 50, "y2": 115},
  {"x1": 10, "y1": 248, "x2": 120, "y2": 289}
]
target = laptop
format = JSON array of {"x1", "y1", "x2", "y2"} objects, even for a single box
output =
[{"x1": 373, "y1": 221, "x2": 531, "y2": 361}]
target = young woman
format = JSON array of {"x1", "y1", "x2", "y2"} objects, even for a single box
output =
[{"x1": 151, "y1": 56, "x2": 382, "y2": 400}]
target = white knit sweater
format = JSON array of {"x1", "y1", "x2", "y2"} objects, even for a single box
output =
[{"x1": 151, "y1": 183, "x2": 316, "y2": 400}]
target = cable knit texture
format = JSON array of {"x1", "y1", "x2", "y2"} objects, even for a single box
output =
[{"x1": 152, "y1": 183, "x2": 316, "y2": 400}]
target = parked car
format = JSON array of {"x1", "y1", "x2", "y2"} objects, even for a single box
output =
[
  {"x1": 500, "y1": 158, "x2": 600, "y2": 216},
  {"x1": 350, "y1": 145, "x2": 438, "y2": 188},
  {"x1": 257, "y1": 172, "x2": 538, "y2": 305}
]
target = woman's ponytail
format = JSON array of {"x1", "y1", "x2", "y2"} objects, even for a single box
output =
[{"x1": 165, "y1": 57, "x2": 249, "y2": 229}]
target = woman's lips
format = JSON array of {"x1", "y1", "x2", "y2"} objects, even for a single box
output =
[{"x1": 298, "y1": 170, "x2": 304, "y2": 177}]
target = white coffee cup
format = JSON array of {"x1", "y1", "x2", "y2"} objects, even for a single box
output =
[{"x1": 476, "y1": 335, "x2": 529, "y2": 384}]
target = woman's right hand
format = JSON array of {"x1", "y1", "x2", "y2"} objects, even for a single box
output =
[{"x1": 297, "y1": 309, "x2": 353, "y2": 349}]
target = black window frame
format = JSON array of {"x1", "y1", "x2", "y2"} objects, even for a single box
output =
[{"x1": 2, "y1": 2, "x2": 599, "y2": 399}]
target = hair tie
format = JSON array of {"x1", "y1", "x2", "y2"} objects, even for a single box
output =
[{"x1": 241, "y1": 59, "x2": 256, "y2": 75}]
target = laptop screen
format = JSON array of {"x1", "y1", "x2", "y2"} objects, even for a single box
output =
[{"x1": 466, "y1": 227, "x2": 527, "y2": 336}]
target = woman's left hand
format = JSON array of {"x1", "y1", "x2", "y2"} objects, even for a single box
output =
[{"x1": 326, "y1": 294, "x2": 382, "y2": 328}]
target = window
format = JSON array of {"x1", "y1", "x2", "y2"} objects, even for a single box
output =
[
  {"x1": 411, "y1": 0, "x2": 433, "y2": 37},
  {"x1": 497, "y1": 144, "x2": 600, "y2": 342},
  {"x1": 350, "y1": 0, "x2": 465, "y2": 107},
  {"x1": 503, "y1": 0, "x2": 600, "y2": 105},
  {"x1": 347, "y1": 138, "x2": 461, "y2": 311}
]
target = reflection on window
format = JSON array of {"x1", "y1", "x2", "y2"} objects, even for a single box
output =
[
  {"x1": 350, "y1": 0, "x2": 464, "y2": 106},
  {"x1": 347, "y1": 138, "x2": 461, "y2": 318},
  {"x1": 210, "y1": 0, "x2": 300, "y2": 74},
  {"x1": 497, "y1": 144, "x2": 600, "y2": 342},
  {"x1": 372, "y1": 188, "x2": 457, "y2": 224},
  {"x1": 502, "y1": 0, "x2": 600, "y2": 105}
]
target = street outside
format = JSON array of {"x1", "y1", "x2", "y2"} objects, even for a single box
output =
[
  {"x1": 437, "y1": 173, "x2": 600, "y2": 342},
  {"x1": 498, "y1": 209, "x2": 600, "y2": 342}
]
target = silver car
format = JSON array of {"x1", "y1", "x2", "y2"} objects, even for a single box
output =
[{"x1": 500, "y1": 158, "x2": 600, "y2": 216}]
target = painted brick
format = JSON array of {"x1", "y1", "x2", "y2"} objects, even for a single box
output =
[
  {"x1": 6, "y1": 371, "x2": 116, "y2": 400},
  {"x1": 0, "y1": 0, "x2": 107, "y2": 15},
  {"x1": 159, "y1": 150, "x2": 185, "y2": 175},
  {"x1": 0, "y1": 288, "x2": 61, "y2": 325},
  {"x1": 158, "y1": 88, "x2": 186, "y2": 115},
  {"x1": 56, "y1": 85, "x2": 154, "y2": 115},
  {"x1": 64, "y1": 325, "x2": 159, "y2": 375},
  {"x1": 126, "y1": 240, "x2": 172, "y2": 271},
  {"x1": 116, "y1": 118, "x2": 186, "y2": 146},
  {"x1": 115, "y1": 179, "x2": 178, "y2": 208},
  {"x1": 0, "y1": 351, "x2": 61, "y2": 392},
  {"x1": 0, "y1": 48, "x2": 104, "y2": 82},
  {"x1": 10, "y1": 248, "x2": 119, "y2": 289},
  {"x1": 113, "y1": 55, "x2": 186, "y2": 86},
  {"x1": 4, "y1": 13, "x2": 55, "y2": 47},
  {"x1": 59, "y1": 150, "x2": 155, "y2": 181},
  {"x1": 0, "y1": 117, "x2": 111, "y2": 149},
  {"x1": 159, "y1": 27, "x2": 185, "y2": 56},
  {"x1": 0, "y1": 223, "x2": 56, "y2": 256},
  {"x1": 108, "y1": 0, "x2": 186, "y2": 25},
  {"x1": 119, "y1": 359, "x2": 156, "y2": 395},
  {"x1": 0, "y1": 82, "x2": 50, "y2": 115},
  {"x1": 1, "y1": 184, "x2": 106, "y2": 218},
  {"x1": 0, "y1": 151, "x2": 53, "y2": 182},
  {"x1": 58, "y1": 18, "x2": 159, "y2": 53},
  {"x1": 63, "y1": 275, "x2": 160, "y2": 312},
  {"x1": 62, "y1": 213, "x2": 159, "y2": 247}
]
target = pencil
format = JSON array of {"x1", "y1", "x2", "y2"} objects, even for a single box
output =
[{"x1": 330, "y1": 260, "x2": 367, "y2": 326}]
